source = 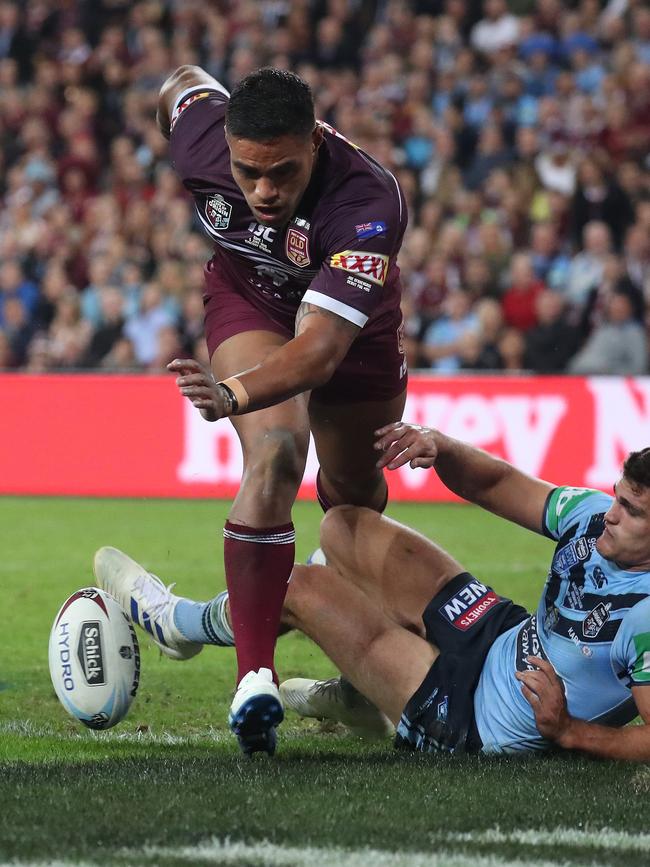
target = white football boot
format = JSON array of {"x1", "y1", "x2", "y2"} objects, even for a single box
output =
[
  {"x1": 280, "y1": 677, "x2": 394, "y2": 738},
  {"x1": 93, "y1": 546, "x2": 202, "y2": 661},
  {"x1": 228, "y1": 667, "x2": 284, "y2": 756}
]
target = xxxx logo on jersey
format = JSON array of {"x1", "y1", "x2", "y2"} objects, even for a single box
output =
[{"x1": 329, "y1": 250, "x2": 389, "y2": 285}]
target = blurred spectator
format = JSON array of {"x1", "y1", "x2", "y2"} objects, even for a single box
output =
[
  {"x1": 524, "y1": 289, "x2": 580, "y2": 372},
  {"x1": 470, "y1": 0, "x2": 520, "y2": 56},
  {"x1": 420, "y1": 290, "x2": 479, "y2": 372},
  {"x1": 82, "y1": 287, "x2": 126, "y2": 368},
  {"x1": 497, "y1": 327, "x2": 527, "y2": 372},
  {"x1": 571, "y1": 158, "x2": 634, "y2": 250},
  {"x1": 563, "y1": 221, "x2": 611, "y2": 310},
  {"x1": 48, "y1": 291, "x2": 92, "y2": 368},
  {"x1": 124, "y1": 282, "x2": 175, "y2": 367},
  {"x1": 459, "y1": 297, "x2": 504, "y2": 370},
  {"x1": 501, "y1": 252, "x2": 546, "y2": 332},
  {"x1": 0, "y1": 260, "x2": 38, "y2": 325},
  {"x1": 528, "y1": 222, "x2": 570, "y2": 290},
  {"x1": 568, "y1": 289, "x2": 648, "y2": 375}
]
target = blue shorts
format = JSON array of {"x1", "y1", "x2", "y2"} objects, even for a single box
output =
[{"x1": 395, "y1": 572, "x2": 528, "y2": 754}]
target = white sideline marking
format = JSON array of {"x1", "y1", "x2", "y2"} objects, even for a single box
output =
[
  {"x1": 6, "y1": 833, "x2": 631, "y2": 867},
  {"x1": 0, "y1": 719, "x2": 230, "y2": 745},
  {"x1": 435, "y1": 827, "x2": 650, "y2": 852},
  {"x1": 141, "y1": 839, "x2": 597, "y2": 866}
]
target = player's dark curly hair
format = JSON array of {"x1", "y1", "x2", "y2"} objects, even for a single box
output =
[
  {"x1": 225, "y1": 68, "x2": 315, "y2": 140},
  {"x1": 623, "y1": 448, "x2": 650, "y2": 490}
]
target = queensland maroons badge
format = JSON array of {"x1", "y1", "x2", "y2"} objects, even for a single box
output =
[{"x1": 286, "y1": 227, "x2": 310, "y2": 267}]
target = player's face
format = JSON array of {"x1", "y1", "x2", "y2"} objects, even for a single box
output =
[
  {"x1": 596, "y1": 477, "x2": 650, "y2": 570},
  {"x1": 227, "y1": 128, "x2": 322, "y2": 228}
]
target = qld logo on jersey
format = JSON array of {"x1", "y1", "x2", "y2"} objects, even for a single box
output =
[
  {"x1": 206, "y1": 194, "x2": 232, "y2": 230},
  {"x1": 439, "y1": 580, "x2": 499, "y2": 631},
  {"x1": 330, "y1": 250, "x2": 389, "y2": 285},
  {"x1": 286, "y1": 228, "x2": 310, "y2": 267}
]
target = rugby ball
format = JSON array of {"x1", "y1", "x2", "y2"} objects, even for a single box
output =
[{"x1": 48, "y1": 587, "x2": 140, "y2": 730}]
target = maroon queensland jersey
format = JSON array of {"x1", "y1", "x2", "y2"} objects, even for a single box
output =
[{"x1": 169, "y1": 85, "x2": 407, "y2": 348}]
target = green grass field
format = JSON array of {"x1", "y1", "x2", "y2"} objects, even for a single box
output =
[{"x1": 1, "y1": 496, "x2": 648, "y2": 867}]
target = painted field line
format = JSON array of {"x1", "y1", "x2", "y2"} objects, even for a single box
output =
[
  {"x1": 434, "y1": 827, "x2": 650, "y2": 853},
  {"x1": 6, "y1": 840, "x2": 615, "y2": 867},
  {"x1": 0, "y1": 719, "x2": 230, "y2": 745},
  {"x1": 142, "y1": 840, "x2": 603, "y2": 866}
]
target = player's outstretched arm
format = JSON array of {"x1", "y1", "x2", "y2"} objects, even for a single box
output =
[
  {"x1": 374, "y1": 422, "x2": 553, "y2": 534},
  {"x1": 157, "y1": 65, "x2": 225, "y2": 139},
  {"x1": 518, "y1": 657, "x2": 650, "y2": 761},
  {"x1": 169, "y1": 302, "x2": 359, "y2": 420}
]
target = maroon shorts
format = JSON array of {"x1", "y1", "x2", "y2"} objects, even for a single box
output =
[{"x1": 203, "y1": 259, "x2": 407, "y2": 404}]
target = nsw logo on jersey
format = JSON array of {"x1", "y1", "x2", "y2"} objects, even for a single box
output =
[
  {"x1": 582, "y1": 601, "x2": 611, "y2": 639},
  {"x1": 330, "y1": 250, "x2": 389, "y2": 285},
  {"x1": 206, "y1": 194, "x2": 232, "y2": 230},
  {"x1": 439, "y1": 579, "x2": 499, "y2": 631},
  {"x1": 286, "y1": 228, "x2": 310, "y2": 267}
]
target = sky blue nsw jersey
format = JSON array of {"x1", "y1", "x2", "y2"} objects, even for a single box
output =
[{"x1": 474, "y1": 487, "x2": 650, "y2": 754}]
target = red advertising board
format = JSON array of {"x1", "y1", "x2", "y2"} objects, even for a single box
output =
[{"x1": 2, "y1": 373, "x2": 650, "y2": 500}]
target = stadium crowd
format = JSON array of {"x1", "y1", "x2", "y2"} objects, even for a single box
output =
[{"x1": 0, "y1": 0, "x2": 648, "y2": 375}]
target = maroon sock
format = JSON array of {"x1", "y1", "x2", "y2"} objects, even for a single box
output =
[{"x1": 223, "y1": 520, "x2": 295, "y2": 685}]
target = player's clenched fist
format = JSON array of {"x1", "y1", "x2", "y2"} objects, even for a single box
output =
[
  {"x1": 168, "y1": 358, "x2": 227, "y2": 422},
  {"x1": 374, "y1": 422, "x2": 440, "y2": 470}
]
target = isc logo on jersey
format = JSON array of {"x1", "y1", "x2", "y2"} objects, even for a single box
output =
[
  {"x1": 439, "y1": 580, "x2": 499, "y2": 631},
  {"x1": 330, "y1": 250, "x2": 389, "y2": 285}
]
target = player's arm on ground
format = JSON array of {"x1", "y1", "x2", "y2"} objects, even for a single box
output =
[
  {"x1": 169, "y1": 306, "x2": 360, "y2": 419},
  {"x1": 374, "y1": 422, "x2": 553, "y2": 534},
  {"x1": 157, "y1": 65, "x2": 224, "y2": 139},
  {"x1": 517, "y1": 657, "x2": 650, "y2": 761}
]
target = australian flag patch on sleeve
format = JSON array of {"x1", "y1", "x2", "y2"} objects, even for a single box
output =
[{"x1": 355, "y1": 221, "x2": 387, "y2": 239}]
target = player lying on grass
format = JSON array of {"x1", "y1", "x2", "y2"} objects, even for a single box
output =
[
  {"x1": 154, "y1": 64, "x2": 407, "y2": 756},
  {"x1": 95, "y1": 424, "x2": 650, "y2": 758}
]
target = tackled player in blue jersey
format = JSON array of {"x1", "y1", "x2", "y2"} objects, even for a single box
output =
[
  {"x1": 277, "y1": 425, "x2": 650, "y2": 760},
  {"x1": 93, "y1": 66, "x2": 408, "y2": 756}
]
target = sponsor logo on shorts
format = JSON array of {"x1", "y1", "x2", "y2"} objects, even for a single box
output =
[
  {"x1": 205, "y1": 194, "x2": 232, "y2": 230},
  {"x1": 330, "y1": 250, "x2": 389, "y2": 285},
  {"x1": 77, "y1": 621, "x2": 105, "y2": 686},
  {"x1": 355, "y1": 221, "x2": 387, "y2": 239},
  {"x1": 582, "y1": 601, "x2": 611, "y2": 639},
  {"x1": 286, "y1": 227, "x2": 311, "y2": 267},
  {"x1": 439, "y1": 579, "x2": 499, "y2": 631}
]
